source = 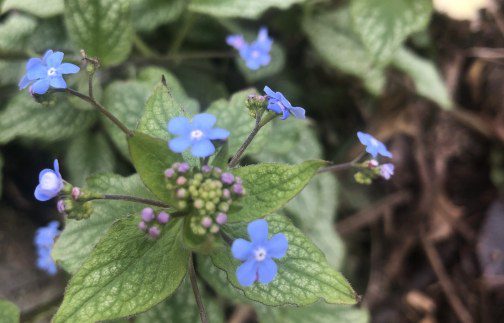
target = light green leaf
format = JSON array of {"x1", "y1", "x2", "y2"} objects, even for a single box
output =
[
  {"x1": 0, "y1": 299, "x2": 20, "y2": 323},
  {"x1": 65, "y1": 133, "x2": 116, "y2": 186},
  {"x1": 64, "y1": 0, "x2": 133, "y2": 66},
  {"x1": 0, "y1": 60, "x2": 24, "y2": 86},
  {"x1": 136, "y1": 278, "x2": 224, "y2": 323},
  {"x1": 128, "y1": 132, "x2": 184, "y2": 205},
  {"x1": 392, "y1": 47, "x2": 453, "y2": 109},
  {"x1": 131, "y1": 0, "x2": 187, "y2": 32},
  {"x1": 206, "y1": 88, "x2": 271, "y2": 156},
  {"x1": 350, "y1": 0, "x2": 432, "y2": 64},
  {"x1": 228, "y1": 160, "x2": 326, "y2": 222},
  {"x1": 0, "y1": 14, "x2": 36, "y2": 53},
  {"x1": 189, "y1": 0, "x2": 306, "y2": 19},
  {"x1": 54, "y1": 216, "x2": 189, "y2": 322},
  {"x1": 212, "y1": 214, "x2": 357, "y2": 306},
  {"x1": 2, "y1": 0, "x2": 63, "y2": 18},
  {"x1": 303, "y1": 8, "x2": 385, "y2": 95},
  {"x1": 237, "y1": 43, "x2": 285, "y2": 82},
  {"x1": 52, "y1": 173, "x2": 158, "y2": 273},
  {"x1": 0, "y1": 94, "x2": 96, "y2": 144}
]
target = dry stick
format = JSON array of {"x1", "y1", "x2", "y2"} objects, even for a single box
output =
[
  {"x1": 188, "y1": 253, "x2": 208, "y2": 323},
  {"x1": 420, "y1": 229, "x2": 474, "y2": 323}
]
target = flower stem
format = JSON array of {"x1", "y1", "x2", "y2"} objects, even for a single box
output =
[
  {"x1": 99, "y1": 194, "x2": 171, "y2": 208},
  {"x1": 189, "y1": 253, "x2": 209, "y2": 323},
  {"x1": 317, "y1": 152, "x2": 366, "y2": 174}
]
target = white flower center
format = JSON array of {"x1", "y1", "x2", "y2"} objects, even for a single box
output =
[
  {"x1": 47, "y1": 67, "x2": 57, "y2": 77},
  {"x1": 40, "y1": 172, "x2": 59, "y2": 190},
  {"x1": 370, "y1": 138, "x2": 379, "y2": 147},
  {"x1": 251, "y1": 50, "x2": 260, "y2": 58},
  {"x1": 254, "y1": 247, "x2": 267, "y2": 262},
  {"x1": 190, "y1": 129, "x2": 204, "y2": 140}
]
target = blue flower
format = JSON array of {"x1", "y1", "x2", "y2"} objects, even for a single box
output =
[
  {"x1": 34, "y1": 221, "x2": 60, "y2": 276},
  {"x1": 167, "y1": 113, "x2": 230, "y2": 158},
  {"x1": 231, "y1": 219, "x2": 288, "y2": 286},
  {"x1": 35, "y1": 159, "x2": 63, "y2": 202},
  {"x1": 380, "y1": 163, "x2": 394, "y2": 180},
  {"x1": 264, "y1": 86, "x2": 305, "y2": 120},
  {"x1": 19, "y1": 50, "x2": 80, "y2": 95},
  {"x1": 227, "y1": 27, "x2": 273, "y2": 70},
  {"x1": 357, "y1": 132, "x2": 392, "y2": 158}
]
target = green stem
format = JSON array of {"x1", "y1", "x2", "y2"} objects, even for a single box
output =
[
  {"x1": 169, "y1": 13, "x2": 196, "y2": 55},
  {"x1": 133, "y1": 34, "x2": 159, "y2": 58},
  {"x1": 100, "y1": 194, "x2": 172, "y2": 208},
  {"x1": 188, "y1": 253, "x2": 209, "y2": 323},
  {"x1": 317, "y1": 152, "x2": 366, "y2": 174}
]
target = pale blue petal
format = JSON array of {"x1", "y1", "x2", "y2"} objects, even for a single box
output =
[
  {"x1": 53, "y1": 159, "x2": 60, "y2": 174},
  {"x1": 31, "y1": 79, "x2": 50, "y2": 94},
  {"x1": 280, "y1": 109, "x2": 289, "y2": 120},
  {"x1": 34, "y1": 185, "x2": 52, "y2": 201},
  {"x1": 38, "y1": 169, "x2": 54, "y2": 182},
  {"x1": 191, "y1": 139, "x2": 215, "y2": 157},
  {"x1": 26, "y1": 58, "x2": 42, "y2": 70},
  {"x1": 247, "y1": 219, "x2": 268, "y2": 244},
  {"x1": 258, "y1": 258, "x2": 277, "y2": 284},
  {"x1": 236, "y1": 259, "x2": 258, "y2": 287},
  {"x1": 58, "y1": 63, "x2": 80, "y2": 74},
  {"x1": 378, "y1": 144, "x2": 393, "y2": 158},
  {"x1": 207, "y1": 128, "x2": 229, "y2": 140},
  {"x1": 231, "y1": 238, "x2": 253, "y2": 261},
  {"x1": 226, "y1": 34, "x2": 246, "y2": 50},
  {"x1": 357, "y1": 132, "x2": 371, "y2": 146},
  {"x1": 289, "y1": 106, "x2": 306, "y2": 119},
  {"x1": 46, "y1": 51, "x2": 64, "y2": 67},
  {"x1": 266, "y1": 233, "x2": 288, "y2": 259},
  {"x1": 50, "y1": 76, "x2": 67, "y2": 89},
  {"x1": 192, "y1": 113, "x2": 216, "y2": 130},
  {"x1": 267, "y1": 101, "x2": 283, "y2": 114},
  {"x1": 27, "y1": 64, "x2": 47, "y2": 80},
  {"x1": 263, "y1": 86, "x2": 276, "y2": 97},
  {"x1": 18, "y1": 75, "x2": 31, "y2": 89},
  {"x1": 42, "y1": 50, "x2": 54, "y2": 62},
  {"x1": 168, "y1": 137, "x2": 191, "y2": 153},
  {"x1": 168, "y1": 116, "x2": 191, "y2": 135}
]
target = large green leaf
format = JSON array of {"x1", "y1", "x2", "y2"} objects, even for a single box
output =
[
  {"x1": 189, "y1": 0, "x2": 306, "y2": 18},
  {"x1": 350, "y1": 0, "x2": 432, "y2": 64},
  {"x1": 136, "y1": 278, "x2": 224, "y2": 323},
  {"x1": 131, "y1": 0, "x2": 187, "y2": 32},
  {"x1": 52, "y1": 173, "x2": 158, "y2": 273},
  {"x1": 54, "y1": 216, "x2": 189, "y2": 322},
  {"x1": 64, "y1": 0, "x2": 133, "y2": 66},
  {"x1": 228, "y1": 160, "x2": 326, "y2": 222},
  {"x1": 303, "y1": 8, "x2": 385, "y2": 95},
  {"x1": 0, "y1": 94, "x2": 96, "y2": 144},
  {"x1": 212, "y1": 214, "x2": 357, "y2": 306},
  {"x1": 2, "y1": 0, "x2": 63, "y2": 18},
  {"x1": 65, "y1": 133, "x2": 116, "y2": 185},
  {"x1": 0, "y1": 299, "x2": 20, "y2": 323},
  {"x1": 206, "y1": 88, "x2": 271, "y2": 156},
  {"x1": 392, "y1": 47, "x2": 453, "y2": 109},
  {"x1": 0, "y1": 60, "x2": 24, "y2": 86},
  {"x1": 0, "y1": 14, "x2": 37, "y2": 53},
  {"x1": 128, "y1": 132, "x2": 184, "y2": 205}
]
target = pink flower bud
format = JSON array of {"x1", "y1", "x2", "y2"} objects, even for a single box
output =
[
  {"x1": 57, "y1": 200, "x2": 65, "y2": 213},
  {"x1": 138, "y1": 221, "x2": 147, "y2": 231},
  {"x1": 216, "y1": 213, "x2": 228, "y2": 225},
  {"x1": 201, "y1": 216, "x2": 212, "y2": 228},
  {"x1": 157, "y1": 212, "x2": 170, "y2": 224},
  {"x1": 178, "y1": 163, "x2": 190, "y2": 173},
  {"x1": 176, "y1": 176, "x2": 187, "y2": 186},
  {"x1": 202, "y1": 165, "x2": 212, "y2": 173},
  {"x1": 71, "y1": 187, "x2": 81, "y2": 200},
  {"x1": 221, "y1": 172, "x2": 234, "y2": 185},
  {"x1": 141, "y1": 208, "x2": 155, "y2": 222},
  {"x1": 149, "y1": 226, "x2": 160, "y2": 238},
  {"x1": 164, "y1": 168, "x2": 175, "y2": 178},
  {"x1": 232, "y1": 183, "x2": 244, "y2": 195},
  {"x1": 176, "y1": 188, "x2": 187, "y2": 199},
  {"x1": 222, "y1": 189, "x2": 231, "y2": 199}
]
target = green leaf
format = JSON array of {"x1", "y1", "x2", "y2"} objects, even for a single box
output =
[
  {"x1": 0, "y1": 14, "x2": 37, "y2": 53},
  {"x1": 0, "y1": 299, "x2": 20, "y2": 323},
  {"x1": 206, "y1": 89, "x2": 271, "y2": 156},
  {"x1": 303, "y1": 8, "x2": 385, "y2": 95},
  {"x1": 350, "y1": 0, "x2": 432, "y2": 64},
  {"x1": 237, "y1": 43, "x2": 285, "y2": 82},
  {"x1": 0, "y1": 94, "x2": 96, "y2": 144},
  {"x1": 64, "y1": 132, "x2": 116, "y2": 186},
  {"x1": 392, "y1": 47, "x2": 453, "y2": 109},
  {"x1": 189, "y1": 0, "x2": 306, "y2": 19},
  {"x1": 228, "y1": 160, "x2": 326, "y2": 223},
  {"x1": 52, "y1": 173, "x2": 158, "y2": 273},
  {"x1": 131, "y1": 0, "x2": 187, "y2": 32},
  {"x1": 136, "y1": 278, "x2": 224, "y2": 323},
  {"x1": 0, "y1": 60, "x2": 24, "y2": 86},
  {"x1": 2, "y1": 0, "x2": 63, "y2": 18},
  {"x1": 64, "y1": 0, "x2": 133, "y2": 66},
  {"x1": 212, "y1": 214, "x2": 357, "y2": 306},
  {"x1": 128, "y1": 132, "x2": 183, "y2": 205},
  {"x1": 54, "y1": 216, "x2": 189, "y2": 322}
]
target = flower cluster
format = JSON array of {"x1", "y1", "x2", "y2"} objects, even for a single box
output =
[
  {"x1": 167, "y1": 113, "x2": 230, "y2": 158},
  {"x1": 164, "y1": 162, "x2": 244, "y2": 235},
  {"x1": 34, "y1": 221, "x2": 60, "y2": 275},
  {"x1": 35, "y1": 159, "x2": 64, "y2": 201},
  {"x1": 19, "y1": 50, "x2": 80, "y2": 95},
  {"x1": 264, "y1": 86, "x2": 305, "y2": 120},
  {"x1": 227, "y1": 27, "x2": 273, "y2": 70},
  {"x1": 232, "y1": 219, "x2": 288, "y2": 286},
  {"x1": 355, "y1": 132, "x2": 394, "y2": 183},
  {"x1": 137, "y1": 207, "x2": 171, "y2": 239}
]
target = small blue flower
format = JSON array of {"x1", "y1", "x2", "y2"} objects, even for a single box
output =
[
  {"x1": 264, "y1": 86, "x2": 305, "y2": 120},
  {"x1": 357, "y1": 132, "x2": 392, "y2": 158},
  {"x1": 34, "y1": 221, "x2": 60, "y2": 276},
  {"x1": 227, "y1": 27, "x2": 273, "y2": 70},
  {"x1": 231, "y1": 219, "x2": 288, "y2": 287},
  {"x1": 167, "y1": 113, "x2": 230, "y2": 158},
  {"x1": 35, "y1": 159, "x2": 63, "y2": 202},
  {"x1": 19, "y1": 50, "x2": 80, "y2": 95},
  {"x1": 380, "y1": 163, "x2": 394, "y2": 180}
]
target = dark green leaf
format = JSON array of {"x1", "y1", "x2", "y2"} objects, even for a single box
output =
[
  {"x1": 131, "y1": 0, "x2": 187, "y2": 32},
  {"x1": 0, "y1": 299, "x2": 20, "y2": 323}
]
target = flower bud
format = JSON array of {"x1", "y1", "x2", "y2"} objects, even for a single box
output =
[
  {"x1": 141, "y1": 208, "x2": 155, "y2": 222},
  {"x1": 178, "y1": 163, "x2": 190, "y2": 173},
  {"x1": 201, "y1": 216, "x2": 212, "y2": 228},
  {"x1": 216, "y1": 213, "x2": 228, "y2": 225},
  {"x1": 176, "y1": 188, "x2": 187, "y2": 199},
  {"x1": 202, "y1": 165, "x2": 212, "y2": 173},
  {"x1": 157, "y1": 212, "x2": 170, "y2": 224},
  {"x1": 164, "y1": 168, "x2": 175, "y2": 178},
  {"x1": 71, "y1": 187, "x2": 81, "y2": 200},
  {"x1": 176, "y1": 176, "x2": 187, "y2": 186},
  {"x1": 222, "y1": 189, "x2": 231, "y2": 199},
  {"x1": 138, "y1": 221, "x2": 147, "y2": 232},
  {"x1": 221, "y1": 173, "x2": 234, "y2": 185},
  {"x1": 232, "y1": 183, "x2": 244, "y2": 195},
  {"x1": 149, "y1": 226, "x2": 160, "y2": 239},
  {"x1": 57, "y1": 199, "x2": 66, "y2": 214},
  {"x1": 210, "y1": 225, "x2": 220, "y2": 234},
  {"x1": 194, "y1": 199, "x2": 204, "y2": 209}
]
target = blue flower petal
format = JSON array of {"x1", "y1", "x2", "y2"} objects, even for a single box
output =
[
  {"x1": 46, "y1": 51, "x2": 64, "y2": 67},
  {"x1": 26, "y1": 58, "x2": 43, "y2": 70},
  {"x1": 53, "y1": 159, "x2": 60, "y2": 175},
  {"x1": 258, "y1": 258, "x2": 277, "y2": 284},
  {"x1": 49, "y1": 76, "x2": 67, "y2": 89},
  {"x1": 34, "y1": 185, "x2": 52, "y2": 201},
  {"x1": 266, "y1": 233, "x2": 288, "y2": 259},
  {"x1": 207, "y1": 128, "x2": 230, "y2": 140},
  {"x1": 31, "y1": 78, "x2": 50, "y2": 94},
  {"x1": 190, "y1": 139, "x2": 215, "y2": 158},
  {"x1": 231, "y1": 238, "x2": 253, "y2": 261},
  {"x1": 226, "y1": 34, "x2": 246, "y2": 50},
  {"x1": 247, "y1": 219, "x2": 268, "y2": 244},
  {"x1": 168, "y1": 137, "x2": 191, "y2": 153},
  {"x1": 236, "y1": 258, "x2": 258, "y2": 287},
  {"x1": 280, "y1": 109, "x2": 289, "y2": 120},
  {"x1": 289, "y1": 106, "x2": 306, "y2": 119},
  {"x1": 27, "y1": 64, "x2": 47, "y2": 80},
  {"x1": 263, "y1": 86, "x2": 276, "y2": 97},
  {"x1": 58, "y1": 63, "x2": 80, "y2": 74},
  {"x1": 42, "y1": 50, "x2": 54, "y2": 62},
  {"x1": 357, "y1": 131, "x2": 371, "y2": 146},
  {"x1": 267, "y1": 101, "x2": 283, "y2": 114},
  {"x1": 192, "y1": 113, "x2": 216, "y2": 130},
  {"x1": 168, "y1": 116, "x2": 191, "y2": 136},
  {"x1": 38, "y1": 168, "x2": 54, "y2": 183},
  {"x1": 18, "y1": 75, "x2": 31, "y2": 90}
]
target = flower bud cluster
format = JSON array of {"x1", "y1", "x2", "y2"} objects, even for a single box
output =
[
  {"x1": 354, "y1": 159, "x2": 395, "y2": 185},
  {"x1": 137, "y1": 207, "x2": 171, "y2": 239},
  {"x1": 164, "y1": 162, "x2": 245, "y2": 235},
  {"x1": 246, "y1": 94, "x2": 267, "y2": 119}
]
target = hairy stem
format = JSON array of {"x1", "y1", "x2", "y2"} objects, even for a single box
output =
[
  {"x1": 189, "y1": 253, "x2": 208, "y2": 323},
  {"x1": 317, "y1": 151, "x2": 366, "y2": 174},
  {"x1": 100, "y1": 194, "x2": 172, "y2": 208}
]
